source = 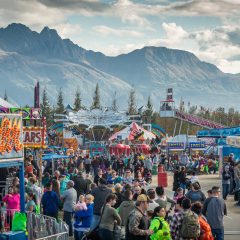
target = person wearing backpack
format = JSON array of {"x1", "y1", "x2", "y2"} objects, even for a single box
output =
[
  {"x1": 149, "y1": 206, "x2": 171, "y2": 240},
  {"x1": 170, "y1": 198, "x2": 200, "y2": 240},
  {"x1": 191, "y1": 202, "x2": 214, "y2": 240}
]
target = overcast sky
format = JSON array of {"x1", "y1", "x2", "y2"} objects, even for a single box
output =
[{"x1": 1, "y1": 0, "x2": 240, "y2": 73}]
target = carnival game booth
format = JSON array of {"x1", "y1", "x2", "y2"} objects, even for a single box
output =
[
  {"x1": 0, "y1": 114, "x2": 27, "y2": 239},
  {"x1": 42, "y1": 154, "x2": 71, "y2": 174},
  {"x1": 109, "y1": 143, "x2": 150, "y2": 156},
  {"x1": 167, "y1": 135, "x2": 206, "y2": 152},
  {"x1": 109, "y1": 122, "x2": 156, "y2": 142}
]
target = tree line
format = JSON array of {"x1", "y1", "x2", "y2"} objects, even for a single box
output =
[
  {"x1": 41, "y1": 83, "x2": 240, "y2": 133},
  {"x1": 41, "y1": 83, "x2": 154, "y2": 127}
]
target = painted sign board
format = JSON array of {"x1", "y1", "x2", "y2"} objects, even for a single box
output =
[
  {"x1": 0, "y1": 114, "x2": 23, "y2": 160},
  {"x1": 23, "y1": 126, "x2": 46, "y2": 148}
]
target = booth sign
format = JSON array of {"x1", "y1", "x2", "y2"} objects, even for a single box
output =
[
  {"x1": 167, "y1": 142, "x2": 185, "y2": 149},
  {"x1": 188, "y1": 142, "x2": 206, "y2": 149},
  {"x1": 0, "y1": 114, "x2": 23, "y2": 160},
  {"x1": 23, "y1": 126, "x2": 46, "y2": 148}
]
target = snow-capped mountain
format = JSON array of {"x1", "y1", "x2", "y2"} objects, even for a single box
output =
[{"x1": 0, "y1": 23, "x2": 239, "y2": 110}]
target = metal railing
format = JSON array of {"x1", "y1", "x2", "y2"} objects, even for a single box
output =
[
  {"x1": 27, "y1": 212, "x2": 69, "y2": 240},
  {"x1": 0, "y1": 208, "x2": 20, "y2": 232}
]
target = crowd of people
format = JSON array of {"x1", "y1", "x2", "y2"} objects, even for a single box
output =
[{"x1": 0, "y1": 150, "x2": 239, "y2": 240}]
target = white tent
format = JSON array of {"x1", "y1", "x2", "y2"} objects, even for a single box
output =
[
  {"x1": 109, "y1": 122, "x2": 156, "y2": 141},
  {"x1": 0, "y1": 97, "x2": 16, "y2": 108}
]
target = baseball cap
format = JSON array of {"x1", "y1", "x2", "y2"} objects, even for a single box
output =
[{"x1": 137, "y1": 194, "x2": 149, "y2": 202}]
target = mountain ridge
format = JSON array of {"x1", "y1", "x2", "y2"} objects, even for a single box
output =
[{"x1": 0, "y1": 23, "x2": 239, "y2": 110}]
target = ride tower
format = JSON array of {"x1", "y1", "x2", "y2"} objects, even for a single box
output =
[{"x1": 159, "y1": 88, "x2": 175, "y2": 118}]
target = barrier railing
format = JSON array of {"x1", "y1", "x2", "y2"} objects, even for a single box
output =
[
  {"x1": 27, "y1": 212, "x2": 69, "y2": 240},
  {"x1": 0, "y1": 208, "x2": 20, "y2": 232}
]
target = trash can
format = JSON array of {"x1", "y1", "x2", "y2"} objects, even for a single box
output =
[{"x1": 158, "y1": 164, "x2": 168, "y2": 187}]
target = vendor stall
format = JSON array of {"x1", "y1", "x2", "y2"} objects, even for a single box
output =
[{"x1": 0, "y1": 114, "x2": 25, "y2": 212}]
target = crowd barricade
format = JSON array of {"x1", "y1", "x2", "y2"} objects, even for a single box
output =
[
  {"x1": 27, "y1": 212, "x2": 69, "y2": 240},
  {"x1": 0, "y1": 208, "x2": 20, "y2": 232}
]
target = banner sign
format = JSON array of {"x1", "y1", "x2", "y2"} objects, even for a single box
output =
[
  {"x1": 23, "y1": 126, "x2": 46, "y2": 148},
  {"x1": 0, "y1": 114, "x2": 23, "y2": 160},
  {"x1": 167, "y1": 142, "x2": 185, "y2": 149},
  {"x1": 0, "y1": 108, "x2": 42, "y2": 119},
  {"x1": 188, "y1": 142, "x2": 206, "y2": 149}
]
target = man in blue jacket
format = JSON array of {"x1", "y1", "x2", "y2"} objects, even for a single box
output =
[{"x1": 41, "y1": 182, "x2": 61, "y2": 219}]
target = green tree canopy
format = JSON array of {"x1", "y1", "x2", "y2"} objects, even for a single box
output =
[
  {"x1": 128, "y1": 88, "x2": 137, "y2": 115},
  {"x1": 40, "y1": 87, "x2": 53, "y2": 126},
  {"x1": 74, "y1": 88, "x2": 82, "y2": 111},
  {"x1": 56, "y1": 88, "x2": 65, "y2": 114},
  {"x1": 91, "y1": 83, "x2": 101, "y2": 109},
  {"x1": 111, "y1": 91, "x2": 118, "y2": 112}
]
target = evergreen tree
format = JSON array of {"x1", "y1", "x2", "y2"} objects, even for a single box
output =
[
  {"x1": 91, "y1": 83, "x2": 101, "y2": 109},
  {"x1": 128, "y1": 89, "x2": 137, "y2": 115},
  {"x1": 74, "y1": 88, "x2": 82, "y2": 111},
  {"x1": 143, "y1": 96, "x2": 153, "y2": 123},
  {"x1": 56, "y1": 88, "x2": 65, "y2": 114},
  {"x1": 40, "y1": 87, "x2": 53, "y2": 126},
  {"x1": 4, "y1": 90, "x2": 8, "y2": 101},
  {"x1": 111, "y1": 92, "x2": 118, "y2": 112}
]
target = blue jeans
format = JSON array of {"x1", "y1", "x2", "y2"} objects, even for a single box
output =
[
  {"x1": 63, "y1": 211, "x2": 73, "y2": 236},
  {"x1": 74, "y1": 230, "x2": 84, "y2": 240},
  {"x1": 222, "y1": 184, "x2": 230, "y2": 199},
  {"x1": 211, "y1": 227, "x2": 224, "y2": 240},
  {"x1": 90, "y1": 214, "x2": 101, "y2": 230}
]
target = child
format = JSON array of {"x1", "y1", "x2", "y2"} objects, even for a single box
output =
[
  {"x1": 25, "y1": 193, "x2": 37, "y2": 212},
  {"x1": 174, "y1": 187, "x2": 184, "y2": 202},
  {"x1": 75, "y1": 195, "x2": 87, "y2": 211},
  {"x1": 149, "y1": 206, "x2": 171, "y2": 240}
]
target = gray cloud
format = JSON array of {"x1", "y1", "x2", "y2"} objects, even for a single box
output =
[
  {"x1": 38, "y1": 0, "x2": 110, "y2": 12},
  {"x1": 167, "y1": 0, "x2": 240, "y2": 17}
]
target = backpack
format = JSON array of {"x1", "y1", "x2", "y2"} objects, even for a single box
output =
[{"x1": 180, "y1": 211, "x2": 199, "y2": 238}]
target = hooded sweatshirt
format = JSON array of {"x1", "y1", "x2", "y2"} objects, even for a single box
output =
[
  {"x1": 149, "y1": 217, "x2": 171, "y2": 240},
  {"x1": 118, "y1": 200, "x2": 135, "y2": 227},
  {"x1": 91, "y1": 185, "x2": 112, "y2": 215}
]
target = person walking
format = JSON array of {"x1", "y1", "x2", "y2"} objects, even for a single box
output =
[
  {"x1": 126, "y1": 194, "x2": 154, "y2": 240},
  {"x1": 118, "y1": 190, "x2": 135, "y2": 240},
  {"x1": 185, "y1": 182, "x2": 206, "y2": 204},
  {"x1": 202, "y1": 186, "x2": 227, "y2": 240},
  {"x1": 41, "y1": 182, "x2": 61, "y2": 219},
  {"x1": 222, "y1": 165, "x2": 231, "y2": 200},
  {"x1": 234, "y1": 162, "x2": 240, "y2": 191},
  {"x1": 72, "y1": 171, "x2": 88, "y2": 199},
  {"x1": 98, "y1": 194, "x2": 121, "y2": 240},
  {"x1": 74, "y1": 194, "x2": 94, "y2": 240},
  {"x1": 84, "y1": 155, "x2": 91, "y2": 174},
  {"x1": 170, "y1": 198, "x2": 200, "y2": 240},
  {"x1": 61, "y1": 180, "x2": 77, "y2": 237},
  {"x1": 149, "y1": 206, "x2": 171, "y2": 240},
  {"x1": 90, "y1": 178, "x2": 112, "y2": 230},
  {"x1": 191, "y1": 202, "x2": 214, "y2": 240}
]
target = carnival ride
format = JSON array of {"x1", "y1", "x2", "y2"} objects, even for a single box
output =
[{"x1": 160, "y1": 88, "x2": 227, "y2": 133}]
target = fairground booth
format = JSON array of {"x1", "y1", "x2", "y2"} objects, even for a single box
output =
[{"x1": 109, "y1": 122, "x2": 156, "y2": 156}]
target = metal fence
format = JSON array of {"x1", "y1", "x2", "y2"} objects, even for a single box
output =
[{"x1": 27, "y1": 212, "x2": 69, "y2": 240}]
